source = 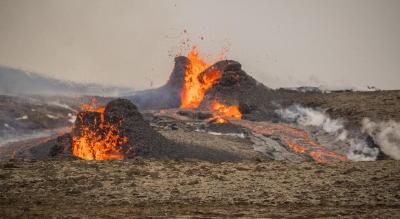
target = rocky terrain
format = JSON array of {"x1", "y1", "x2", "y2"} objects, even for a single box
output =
[
  {"x1": 1, "y1": 55, "x2": 400, "y2": 217},
  {"x1": 275, "y1": 89, "x2": 400, "y2": 129},
  {"x1": 0, "y1": 95, "x2": 113, "y2": 146},
  {"x1": 1, "y1": 91, "x2": 399, "y2": 217},
  {"x1": 1, "y1": 159, "x2": 399, "y2": 218}
]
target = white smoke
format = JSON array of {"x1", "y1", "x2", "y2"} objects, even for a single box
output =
[
  {"x1": 347, "y1": 139, "x2": 379, "y2": 161},
  {"x1": 276, "y1": 105, "x2": 345, "y2": 136},
  {"x1": 275, "y1": 105, "x2": 380, "y2": 161},
  {"x1": 361, "y1": 118, "x2": 400, "y2": 160}
]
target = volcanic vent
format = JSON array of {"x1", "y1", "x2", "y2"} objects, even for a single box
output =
[
  {"x1": 39, "y1": 97, "x2": 248, "y2": 161},
  {"x1": 72, "y1": 99, "x2": 170, "y2": 160},
  {"x1": 4, "y1": 46, "x2": 384, "y2": 163},
  {"x1": 129, "y1": 47, "x2": 275, "y2": 123},
  {"x1": 148, "y1": 47, "x2": 352, "y2": 163}
]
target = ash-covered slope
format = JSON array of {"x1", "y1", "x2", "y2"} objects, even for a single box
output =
[
  {"x1": 0, "y1": 95, "x2": 77, "y2": 146},
  {"x1": 0, "y1": 94, "x2": 117, "y2": 147},
  {"x1": 0, "y1": 66, "x2": 135, "y2": 96},
  {"x1": 128, "y1": 56, "x2": 188, "y2": 109}
]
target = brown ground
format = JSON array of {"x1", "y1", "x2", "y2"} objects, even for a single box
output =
[
  {"x1": 280, "y1": 90, "x2": 400, "y2": 128},
  {"x1": 1, "y1": 90, "x2": 400, "y2": 218},
  {"x1": 1, "y1": 159, "x2": 399, "y2": 218}
]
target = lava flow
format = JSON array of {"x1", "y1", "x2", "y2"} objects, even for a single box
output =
[
  {"x1": 233, "y1": 120, "x2": 347, "y2": 163},
  {"x1": 71, "y1": 98, "x2": 127, "y2": 160},
  {"x1": 180, "y1": 47, "x2": 242, "y2": 123}
]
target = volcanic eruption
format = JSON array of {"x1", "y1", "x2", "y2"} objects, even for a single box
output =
[
  {"x1": 130, "y1": 46, "x2": 244, "y2": 123},
  {"x1": 179, "y1": 47, "x2": 242, "y2": 123},
  {"x1": 40, "y1": 46, "x2": 359, "y2": 163}
]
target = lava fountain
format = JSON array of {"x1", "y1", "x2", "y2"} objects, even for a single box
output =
[
  {"x1": 180, "y1": 47, "x2": 242, "y2": 122},
  {"x1": 180, "y1": 46, "x2": 222, "y2": 109}
]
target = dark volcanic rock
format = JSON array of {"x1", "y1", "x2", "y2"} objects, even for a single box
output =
[
  {"x1": 129, "y1": 56, "x2": 188, "y2": 109},
  {"x1": 199, "y1": 60, "x2": 275, "y2": 121},
  {"x1": 69, "y1": 99, "x2": 244, "y2": 161},
  {"x1": 177, "y1": 110, "x2": 213, "y2": 120},
  {"x1": 128, "y1": 56, "x2": 279, "y2": 121},
  {"x1": 165, "y1": 56, "x2": 188, "y2": 89},
  {"x1": 0, "y1": 95, "x2": 75, "y2": 137},
  {"x1": 104, "y1": 99, "x2": 171, "y2": 157},
  {"x1": 207, "y1": 123, "x2": 248, "y2": 134},
  {"x1": 15, "y1": 98, "x2": 246, "y2": 161},
  {"x1": 128, "y1": 56, "x2": 277, "y2": 121},
  {"x1": 49, "y1": 134, "x2": 73, "y2": 157},
  {"x1": 72, "y1": 99, "x2": 170, "y2": 158}
]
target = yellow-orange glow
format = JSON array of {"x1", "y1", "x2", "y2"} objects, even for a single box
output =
[
  {"x1": 179, "y1": 46, "x2": 242, "y2": 124},
  {"x1": 282, "y1": 137, "x2": 306, "y2": 154},
  {"x1": 233, "y1": 120, "x2": 347, "y2": 163},
  {"x1": 72, "y1": 98, "x2": 127, "y2": 160},
  {"x1": 180, "y1": 46, "x2": 222, "y2": 109},
  {"x1": 210, "y1": 101, "x2": 242, "y2": 123},
  {"x1": 80, "y1": 97, "x2": 105, "y2": 113}
]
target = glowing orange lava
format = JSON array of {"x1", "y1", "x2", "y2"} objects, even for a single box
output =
[
  {"x1": 210, "y1": 101, "x2": 242, "y2": 123},
  {"x1": 80, "y1": 98, "x2": 105, "y2": 114},
  {"x1": 232, "y1": 120, "x2": 347, "y2": 163},
  {"x1": 180, "y1": 46, "x2": 222, "y2": 109},
  {"x1": 282, "y1": 137, "x2": 306, "y2": 154},
  {"x1": 180, "y1": 47, "x2": 241, "y2": 124},
  {"x1": 72, "y1": 98, "x2": 127, "y2": 160}
]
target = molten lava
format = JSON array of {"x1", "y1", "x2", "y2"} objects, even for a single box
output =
[
  {"x1": 180, "y1": 47, "x2": 222, "y2": 109},
  {"x1": 282, "y1": 138, "x2": 306, "y2": 154},
  {"x1": 80, "y1": 98, "x2": 105, "y2": 114},
  {"x1": 72, "y1": 98, "x2": 127, "y2": 160},
  {"x1": 180, "y1": 47, "x2": 242, "y2": 124},
  {"x1": 233, "y1": 120, "x2": 347, "y2": 163},
  {"x1": 210, "y1": 101, "x2": 242, "y2": 123}
]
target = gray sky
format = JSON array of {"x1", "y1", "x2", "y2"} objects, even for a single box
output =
[{"x1": 0, "y1": 0, "x2": 399, "y2": 90}]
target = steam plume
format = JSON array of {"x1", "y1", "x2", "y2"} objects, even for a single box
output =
[
  {"x1": 361, "y1": 118, "x2": 400, "y2": 160},
  {"x1": 275, "y1": 105, "x2": 380, "y2": 161}
]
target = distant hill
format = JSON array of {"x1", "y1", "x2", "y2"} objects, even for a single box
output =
[{"x1": 0, "y1": 66, "x2": 135, "y2": 97}]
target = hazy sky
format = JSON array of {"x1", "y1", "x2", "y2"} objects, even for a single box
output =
[{"x1": 0, "y1": 0, "x2": 399, "y2": 90}]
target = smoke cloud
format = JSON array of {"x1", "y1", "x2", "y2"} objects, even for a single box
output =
[
  {"x1": 361, "y1": 118, "x2": 400, "y2": 160},
  {"x1": 276, "y1": 105, "x2": 344, "y2": 134},
  {"x1": 275, "y1": 105, "x2": 380, "y2": 161},
  {"x1": 346, "y1": 139, "x2": 379, "y2": 161}
]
